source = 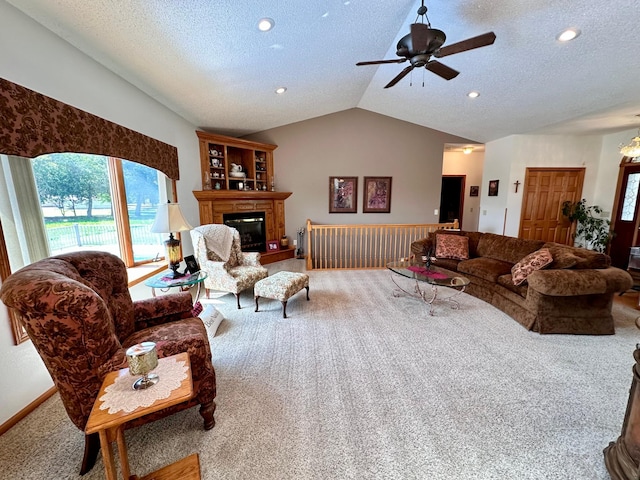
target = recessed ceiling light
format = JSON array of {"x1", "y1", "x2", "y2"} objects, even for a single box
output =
[
  {"x1": 322, "y1": 12, "x2": 329, "y2": 18},
  {"x1": 258, "y1": 18, "x2": 274, "y2": 32},
  {"x1": 467, "y1": 91, "x2": 480, "y2": 98},
  {"x1": 557, "y1": 28, "x2": 580, "y2": 42},
  {"x1": 275, "y1": 87, "x2": 287, "y2": 94}
]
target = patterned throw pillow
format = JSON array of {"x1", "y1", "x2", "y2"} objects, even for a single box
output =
[
  {"x1": 435, "y1": 234, "x2": 470, "y2": 260},
  {"x1": 191, "y1": 301, "x2": 203, "y2": 317},
  {"x1": 511, "y1": 248, "x2": 553, "y2": 286}
]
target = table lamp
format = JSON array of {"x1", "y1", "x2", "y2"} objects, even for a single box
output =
[{"x1": 150, "y1": 201, "x2": 192, "y2": 278}]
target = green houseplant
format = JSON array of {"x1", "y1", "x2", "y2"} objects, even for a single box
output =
[{"x1": 561, "y1": 199, "x2": 613, "y2": 253}]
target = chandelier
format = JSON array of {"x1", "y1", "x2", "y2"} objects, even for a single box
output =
[{"x1": 619, "y1": 129, "x2": 640, "y2": 158}]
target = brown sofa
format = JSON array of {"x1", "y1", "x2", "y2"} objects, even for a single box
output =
[{"x1": 410, "y1": 230, "x2": 633, "y2": 335}]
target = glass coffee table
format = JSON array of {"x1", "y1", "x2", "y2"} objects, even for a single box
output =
[
  {"x1": 387, "y1": 260, "x2": 470, "y2": 315},
  {"x1": 144, "y1": 271, "x2": 208, "y2": 300}
]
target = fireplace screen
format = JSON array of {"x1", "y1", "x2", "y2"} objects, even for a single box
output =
[{"x1": 223, "y1": 212, "x2": 266, "y2": 251}]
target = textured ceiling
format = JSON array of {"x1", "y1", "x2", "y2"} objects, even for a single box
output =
[{"x1": 7, "y1": 0, "x2": 640, "y2": 143}]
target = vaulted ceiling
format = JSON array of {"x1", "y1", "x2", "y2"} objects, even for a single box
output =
[{"x1": 8, "y1": 0, "x2": 640, "y2": 143}]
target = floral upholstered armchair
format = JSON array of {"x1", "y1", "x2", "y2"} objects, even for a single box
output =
[
  {"x1": 0, "y1": 251, "x2": 216, "y2": 474},
  {"x1": 190, "y1": 224, "x2": 268, "y2": 308}
]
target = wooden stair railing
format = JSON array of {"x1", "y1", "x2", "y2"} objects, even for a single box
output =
[{"x1": 305, "y1": 219, "x2": 459, "y2": 270}]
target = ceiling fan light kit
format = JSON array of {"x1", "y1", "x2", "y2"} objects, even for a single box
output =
[{"x1": 356, "y1": 1, "x2": 496, "y2": 89}]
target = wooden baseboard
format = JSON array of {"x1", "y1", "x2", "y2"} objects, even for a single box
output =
[{"x1": 0, "y1": 386, "x2": 57, "y2": 436}]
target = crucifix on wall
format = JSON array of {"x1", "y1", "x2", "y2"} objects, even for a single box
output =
[{"x1": 514, "y1": 180, "x2": 521, "y2": 193}]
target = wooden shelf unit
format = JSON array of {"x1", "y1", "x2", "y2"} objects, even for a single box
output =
[{"x1": 196, "y1": 131, "x2": 276, "y2": 192}]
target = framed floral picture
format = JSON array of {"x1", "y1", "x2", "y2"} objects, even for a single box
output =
[
  {"x1": 363, "y1": 176, "x2": 392, "y2": 213},
  {"x1": 329, "y1": 176, "x2": 358, "y2": 213}
]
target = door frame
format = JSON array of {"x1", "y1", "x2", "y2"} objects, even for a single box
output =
[
  {"x1": 609, "y1": 156, "x2": 640, "y2": 267},
  {"x1": 440, "y1": 175, "x2": 465, "y2": 227}
]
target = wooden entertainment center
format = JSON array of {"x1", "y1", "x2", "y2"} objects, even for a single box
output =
[{"x1": 193, "y1": 131, "x2": 294, "y2": 264}]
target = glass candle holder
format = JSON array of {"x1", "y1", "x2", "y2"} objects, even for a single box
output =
[{"x1": 126, "y1": 342, "x2": 159, "y2": 390}]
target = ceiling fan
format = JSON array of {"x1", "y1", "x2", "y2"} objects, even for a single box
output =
[{"x1": 356, "y1": 1, "x2": 496, "y2": 88}]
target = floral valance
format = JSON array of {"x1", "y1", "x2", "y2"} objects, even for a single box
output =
[{"x1": 0, "y1": 77, "x2": 179, "y2": 180}]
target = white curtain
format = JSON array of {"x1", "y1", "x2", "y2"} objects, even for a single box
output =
[{"x1": 0, "y1": 155, "x2": 50, "y2": 268}]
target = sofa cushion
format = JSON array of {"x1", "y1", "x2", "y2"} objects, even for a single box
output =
[
  {"x1": 432, "y1": 257, "x2": 461, "y2": 272},
  {"x1": 542, "y1": 242, "x2": 611, "y2": 269},
  {"x1": 458, "y1": 257, "x2": 513, "y2": 283},
  {"x1": 477, "y1": 233, "x2": 545, "y2": 265},
  {"x1": 511, "y1": 248, "x2": 553, "y2": 285},
  {"x1": 435, "y1": 234, "x2": 469, "y2": 260},
  {"x1": 497, "y1": 274, "x2": 529, "y2": 297}
]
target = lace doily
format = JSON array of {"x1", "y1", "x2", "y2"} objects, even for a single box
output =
[{"x1": 99, "y1": 356, "x2": 188, "y2": 414}]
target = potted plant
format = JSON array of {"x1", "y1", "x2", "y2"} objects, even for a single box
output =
[{"x1": 561, "y1": 199, "x2": 613, "y2": 253}]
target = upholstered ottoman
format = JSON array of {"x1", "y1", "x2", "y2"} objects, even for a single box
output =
[{"x1": 254, "y1": 271, "x2": 310, "y2": 318}]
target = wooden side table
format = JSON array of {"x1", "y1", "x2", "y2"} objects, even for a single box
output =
[{"x1": 85, "y1": 352, "x2": 201, "y2": 480}]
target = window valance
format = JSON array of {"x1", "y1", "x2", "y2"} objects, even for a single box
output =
[{"x1": 0, "y1": 78, "x2": 179, "y2": 180}]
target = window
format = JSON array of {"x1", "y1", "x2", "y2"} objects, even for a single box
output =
[
  {"x1": 1, "y1": 153, "x2": 172, "y2": 343},
  {"x1": 29, "y1": 153, "x2": 167, "y2": 266}
]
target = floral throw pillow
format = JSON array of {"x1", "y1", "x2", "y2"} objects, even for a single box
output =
[
  {"x1": 511, "y1": 248, "x2": 553, "y2": 286},
  {"x1": 435, "y1": 234, "x2": 469, "y2": 260}
]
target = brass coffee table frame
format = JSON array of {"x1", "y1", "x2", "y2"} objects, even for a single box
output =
[{"x1": 387, "y1": 261, "x2": 470, "y2": 315}]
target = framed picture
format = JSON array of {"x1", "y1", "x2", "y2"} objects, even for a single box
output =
[
  {"x1": 184, "y1": 255, "x2": 200, "y2": 274},
  {"x1": 267, "y1": 239, "x2": 280, "y2": 251},
  {"x1": 329, "y1": 176, "x2": 358, "y2": 213},
  {"x1": 488, "y1": 180, "x2": 499, "y2": 197},
  {"x1": 363, "y1": 176, "x2": 392, "y2": 213},
  {"x1": 470, "y1": 185, "x2": 479, "y2": 197}
]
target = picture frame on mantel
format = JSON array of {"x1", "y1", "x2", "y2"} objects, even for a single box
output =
[
  {"x1": 329, "y1": 176, "x2": 358, "y2": 213},
  {"x1": 363, "y1": 176, "x2": 392, "y2": 213}
]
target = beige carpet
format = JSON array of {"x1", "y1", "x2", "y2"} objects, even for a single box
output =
[{"x1": 1, "y1": 259, "x2": 638, "y2": 479}]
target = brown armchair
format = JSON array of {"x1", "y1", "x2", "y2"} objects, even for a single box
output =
[{"x1": 0, "y1": 251, "x2": 216, "y2": 474}]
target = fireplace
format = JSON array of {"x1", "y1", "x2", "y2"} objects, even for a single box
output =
[
  {"x1": 223, "y1": 212, "x2": 266, "y2": 252},
  {"x1": 193, "y1": 190, "x2": 293, "y2": 264}
]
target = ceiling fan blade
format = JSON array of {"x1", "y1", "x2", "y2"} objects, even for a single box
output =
[
  {"x1": 434, "y1": 32, "x2": 496, "y2": 58},
  {"x1": 356, "y1": 59, "x2": 406, "y2": 66},
  {"x1": 410, "y1": 23, "x2": 431, "y2": 52},
  {"x1": 425, "y1": 60, "x2": 459, "y2": 80},
  {"x1": 384, "y1": 65, "x2": 415, "y2": 89}
]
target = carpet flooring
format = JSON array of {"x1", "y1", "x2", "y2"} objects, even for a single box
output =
[{"x1": 1, "y1": 259, "x2": 639, "y2": 479}]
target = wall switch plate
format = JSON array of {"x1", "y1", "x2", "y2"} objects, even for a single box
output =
[
  {"x1": 293, "y1": 239, "x2": 297, "y2": 246},
  {"x1": 434, "y1": 209, "x2": 438, "y2": 215}
]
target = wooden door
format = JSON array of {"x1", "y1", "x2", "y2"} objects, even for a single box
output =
[
  {"x1": 519, "y1": 168, "x2": 585, "y2": 243},
  {"x1": 609, "y1": 162, "x2": 640, "y2": 268}
]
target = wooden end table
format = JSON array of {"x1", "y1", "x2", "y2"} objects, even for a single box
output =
[{"x1": 85, "y1": 352, "x2": 201, "y2": 480}]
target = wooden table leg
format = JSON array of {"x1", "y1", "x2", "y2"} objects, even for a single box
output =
[
  {"x1": 98, "y1": 429, "x2": 118, "y2": 480},
  {"x1": 116, "y1": 427, "x2": 132, "y2": 480}
]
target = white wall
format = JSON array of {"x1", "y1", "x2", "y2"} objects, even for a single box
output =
[
  {"x1": 442, "y1": 151, "x2": 484, "y2": 231},
  {"x1": 0, "y1": 2, "x2": 201, "y2": 424},
  {"x1": 479, "y1": 134, "x2": 604, "y2": 236}
]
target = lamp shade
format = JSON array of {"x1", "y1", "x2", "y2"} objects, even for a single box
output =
[{"x1": 150, "y1": 202, "x2": 192, "y2": 233}]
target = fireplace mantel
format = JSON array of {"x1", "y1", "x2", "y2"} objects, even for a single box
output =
[{"x1": 192, "y1": 190, "x2": 294, "y2": 264}]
